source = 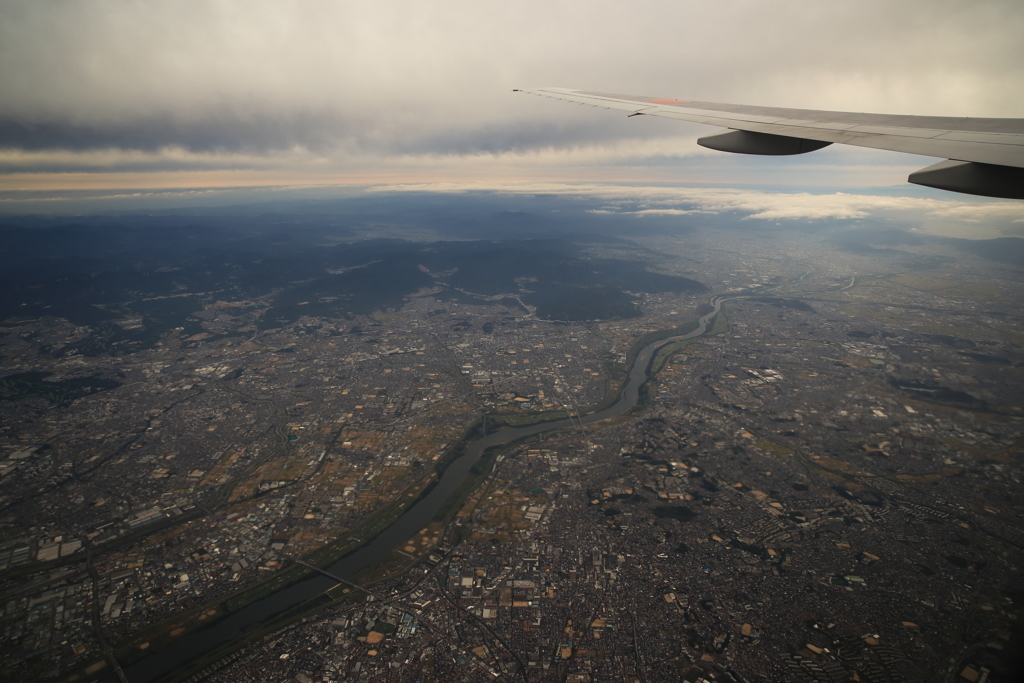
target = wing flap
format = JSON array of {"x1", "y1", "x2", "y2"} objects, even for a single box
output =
[
  {"x1": 698, "y1": 129, "x2": 832, "y2": 155},
  {"x1": 909, "y1": 160, "x2": 1024, "y2": 199}
]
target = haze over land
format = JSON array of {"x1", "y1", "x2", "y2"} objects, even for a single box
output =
[{"x1": 3, "y1": 190, "x2": 1024, "y2": 682}]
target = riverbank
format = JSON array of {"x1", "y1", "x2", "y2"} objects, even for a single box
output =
[{"x1": 97, "y1": 297, "x2": 731, "y2": 683}]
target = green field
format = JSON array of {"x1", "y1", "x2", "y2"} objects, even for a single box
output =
[
  {"x1": 648, "y1": 339, "x2": 693, "y2": 376},
  {"x1": 707, "y1": 312, "x2": 729, "y2": 336},
  {"x1": 625, "y1": 320, "x2": 700, "y2": 367}
]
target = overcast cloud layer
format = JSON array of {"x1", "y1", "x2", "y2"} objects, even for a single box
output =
[{"x1": 1, "y1": 0, "x2": 1022, "y2": 191}]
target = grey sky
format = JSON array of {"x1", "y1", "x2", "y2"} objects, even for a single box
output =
[{"x1": 1, "y1": 0, "x2": 1022, "y2": 187}]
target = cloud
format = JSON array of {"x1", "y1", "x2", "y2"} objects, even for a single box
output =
[
  {"x1": 0, "y1": 0, "x2": 1021, "y2": 174},
  {"x1": 369, "y1": 181, "x2": 1024, "y2": 238},
  {"x1": 589, "y1": 209, "x2": 711, "y2": 216}
]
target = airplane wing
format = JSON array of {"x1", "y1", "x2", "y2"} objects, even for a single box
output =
[{"x1": 515, "y1": 88, "x2": 1024, "y2": 200}]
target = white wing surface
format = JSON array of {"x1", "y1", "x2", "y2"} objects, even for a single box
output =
[{"x1": 516, "y1": 88, "x2": 1024, "y2": 199}]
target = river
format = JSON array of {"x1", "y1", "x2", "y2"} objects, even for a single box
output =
[{"x1": 115, "y1": 296, "x2": 728, "y2": 682}]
